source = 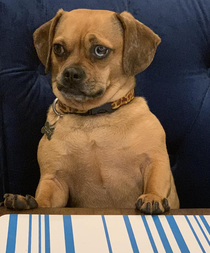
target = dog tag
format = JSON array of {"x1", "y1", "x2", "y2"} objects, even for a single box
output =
[{"x1": 41, "y1": 121, "x2": 55, "y2": 140}]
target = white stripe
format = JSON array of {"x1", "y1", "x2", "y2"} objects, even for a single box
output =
[
  {"x1": 174, "y1": 216, "x2": 202, "y2": 253},
  {"x1": 158, "y1": 216, "x2": 181, "y2": 253},
  {"x1": 14, "y1": 215, "x2": 29, "y2": 253},
  {"x1": 187, "y1": 216, "x2": 210, "y2": 252},
  {"x1": 146, "y1": 216, "x2": 166, "y2": 253},
  {"x1": 49, "y1": 215, "x2": 66, "y2": 253},
  {"x1": 41, "y1": 215, "x2": 45, "y2": 253},
  {"x1": 71, "y1": 215, "x2": 109, "y2": 253},
  {"x1": 128, "y1": 215, "x2": 153, "y2": 253},
  {"x1": 31, "y1": 215, "x2": 39, "y2": 253},
  {"x1": 0, "y1": 215, "x2": 10, "y2": 253},
  {"x1": 196, "y1": 216, "x2": 210, "y2": 242},
  {"x1": 104, "y1": 215, "x2": 133, "y2": 253}
]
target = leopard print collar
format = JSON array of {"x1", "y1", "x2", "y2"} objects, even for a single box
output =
[{"x1": 53, "y1": 89, "x2": 135, "y2": 116}]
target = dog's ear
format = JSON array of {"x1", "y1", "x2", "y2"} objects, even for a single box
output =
[
  {"x1": 116, "y1": 11, "x2": 161, "y2": 76},
  {"x1": 33, "y1": 9, "x2": 64, "y2": 73}
]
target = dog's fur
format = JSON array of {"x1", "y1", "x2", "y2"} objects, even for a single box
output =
[{"x1": 3, "y1": 9, "x2": 179, "y2": 214}]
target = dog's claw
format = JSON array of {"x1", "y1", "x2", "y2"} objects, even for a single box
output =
[
  {"x1": 135, "y1": 198, "x2": 142, "y2": 210},
  {"x1": 152, "y1": 201, "x2": 163, "y2": 214},
  {"x1": 140, "y1": 202, "x2": 152, "y2": 214},
  {"x1": 26, "y1": 195, "x2": 38, "y2": 209},
  {"x1": 13, "y1": 195, "x2": 28, "y2": 210},
  {"x1": 163, "y1": 198, "x2": 170, "y2": 212},
  {"x1": 3, "y1": 193, "x2": 9, "y2": 199},
  {"x1": 146, "y1": 202, "x2": 151, "y2": 213}
]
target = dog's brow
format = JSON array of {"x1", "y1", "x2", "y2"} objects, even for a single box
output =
[
  {"x1": 88, "y1": 34, "x2": 98, "y2": 44},
  {"x1": 53, "y1": 38, "x2": 67, "y2": 48},
  {"x1": 87, "y1": 34, "x2": 113, "y2": 50}
]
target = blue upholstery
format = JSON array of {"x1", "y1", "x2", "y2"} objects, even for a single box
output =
[{"x1": 0, "y1": 0, "x2": 210, "y2": 208}]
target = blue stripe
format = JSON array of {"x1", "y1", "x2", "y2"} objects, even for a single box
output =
[
  {"x1": 152, "y1": 216, "x2": 173, "y2": 253},
  {"x1": 199, "y1": 216, "x2": 210, "y2": 235},
  {"x1": 28, "y1": 214, "x2": 32, "y2": 253},
  {"x1": 63, "y1": 215, "x2": 75, "y2": 253},
  {"x1": 166, "y1": 216, "x2": 190, "y2": 252},
  {"x1": 142, "y1": 216, "x2": 158, "y2": 253},
  {"x1": 101, "y1": 215, "x2": 113, "y2": 253},
  {"x1": 45, "y1": 215, "x2": 50, "y2": 253},
  {"x1": 185, "y1": 216, "x2": 205, "y2": 252},
  {"x1": 6, "y1": 214, "x2": 18, "y2": 253},
  {"x1": 39, "y1": 215, "x2": 41, "y2": 253},
  {"x1": 123, "y1": 216, "x2": 139, "y2": 253},
  {"x1": 194, "y1": 216, "x2": 210, "y2": 245}
]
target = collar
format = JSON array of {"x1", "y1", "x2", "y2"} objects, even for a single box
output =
[{"x1": 53, "y1": 89, "x2": 135, "y2": 116}]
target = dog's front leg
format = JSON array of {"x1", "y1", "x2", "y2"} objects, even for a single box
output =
[
  {"x1": 136, "y1": 156, "x2": 171, "y2": 214},
  {"x1": 3, "y1": 173, "x2": 69, "y2": 210},
  {"x1": 35, "y1": 173, "x2": 69, "y2": 208}
]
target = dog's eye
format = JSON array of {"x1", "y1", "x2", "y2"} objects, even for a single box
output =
[
  {"x1": 94, "y1": 45, "x2": 110, "y2": 58},
  {"x1": 53, "y1": 44, "x2": 65, "y2": 56}
]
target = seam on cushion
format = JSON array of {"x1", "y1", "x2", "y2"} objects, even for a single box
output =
[
  {"x1": 127, "y1": 0, "x2": 132, "y2": 12},
  {"x1": 177, "y1": 80, "x2": 210, "y2": 150},
  {"x1": 0, "y1": 77, "x2": 9, "y2": 194}
]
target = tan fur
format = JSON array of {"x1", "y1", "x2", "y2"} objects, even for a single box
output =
[
  {"x1": 37, "y1": 97, "x2": 179, "y2": 210},
  {"x1": 5, "y1": 9, "x2": 179, "y2": 213}
]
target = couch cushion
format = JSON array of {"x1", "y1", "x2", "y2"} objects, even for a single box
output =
[{"x1": 131, "y1": 0, "x2": 210, "y2": 207}]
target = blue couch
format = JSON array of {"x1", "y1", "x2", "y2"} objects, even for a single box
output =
[{"x1": 0, "y1": 0, "x2": 210, "y2": 208}]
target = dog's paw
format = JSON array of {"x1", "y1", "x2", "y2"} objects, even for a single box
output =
[
  {"x1": 135, "y1": 194, "x2": 170, "y2": 214},
  {"x1": 3, "y1": 193, "x2": 38, "y2": 210}
]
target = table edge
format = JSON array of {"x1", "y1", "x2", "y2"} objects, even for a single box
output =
[{"x1": 1, "y1": 207, "x2": 210, "y2": 216}]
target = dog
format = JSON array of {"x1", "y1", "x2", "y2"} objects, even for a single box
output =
[{"x1": 2, "y1": 9, "x2": 179, "y2": 214}]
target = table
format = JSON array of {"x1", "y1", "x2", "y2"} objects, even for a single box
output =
[
  {"x1": 0, "y1": 208, "x2": 210, "y2": 253},
  {"x1": 1, "y1": 207, "x2": 210, "y2": 216}
]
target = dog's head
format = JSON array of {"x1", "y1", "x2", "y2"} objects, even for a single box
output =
[{"x1": 34, "y1": 9, "x2": 160, "y2": 110}]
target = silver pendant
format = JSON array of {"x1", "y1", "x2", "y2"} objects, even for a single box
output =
[
  {"x1": 41, "y1": 121, "x2": 55, "y2": 140},
  {"x1": 41, "y1": 116, "x2": 61, "y2": 140}
]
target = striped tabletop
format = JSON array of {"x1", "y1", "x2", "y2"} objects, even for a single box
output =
[{"x1": 0, "y1": 214, "x2": 209, "y2": 253}]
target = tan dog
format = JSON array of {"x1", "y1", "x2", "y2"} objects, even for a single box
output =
[{"x1": 3, "y1": 9, "x2": 179, "y2": 214}]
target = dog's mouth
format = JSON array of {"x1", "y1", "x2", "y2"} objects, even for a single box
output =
[
  {"x1": 55, "y1": 66, "x2": 107, "y2": 102},
  {"x1": 57, "y1": 81, "x2": 105, "y2": 102}
]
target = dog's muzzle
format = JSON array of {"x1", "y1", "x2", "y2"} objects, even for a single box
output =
[
  {"x1": 57, "y1": 66, "x2": 104, "y2": 100},
  {"x1": 58, "y1": 66, "x2": 86, "y2": 95},
  {"x1": 63, "y1": 66, "x2": 86, "y2": 86}
]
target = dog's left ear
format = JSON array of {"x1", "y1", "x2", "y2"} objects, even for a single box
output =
[
  {"x1": 116, "y1": 12, "x2": 161, "y2": 76},
  {"x1": 33, "y1": 9, "x2": 64, "y2": 73}
]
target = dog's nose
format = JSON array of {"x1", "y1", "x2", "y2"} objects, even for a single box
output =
[{"x1": 62, "y1": 66, "x2": 86, "y2": 86}]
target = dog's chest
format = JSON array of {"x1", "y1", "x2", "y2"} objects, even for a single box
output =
[
  {"x1": 56, "y1": 114, "x2": 143, "y2": 193},
  {"x1": 55, "y1": 114, "x2": 137, "y2": 159}
]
